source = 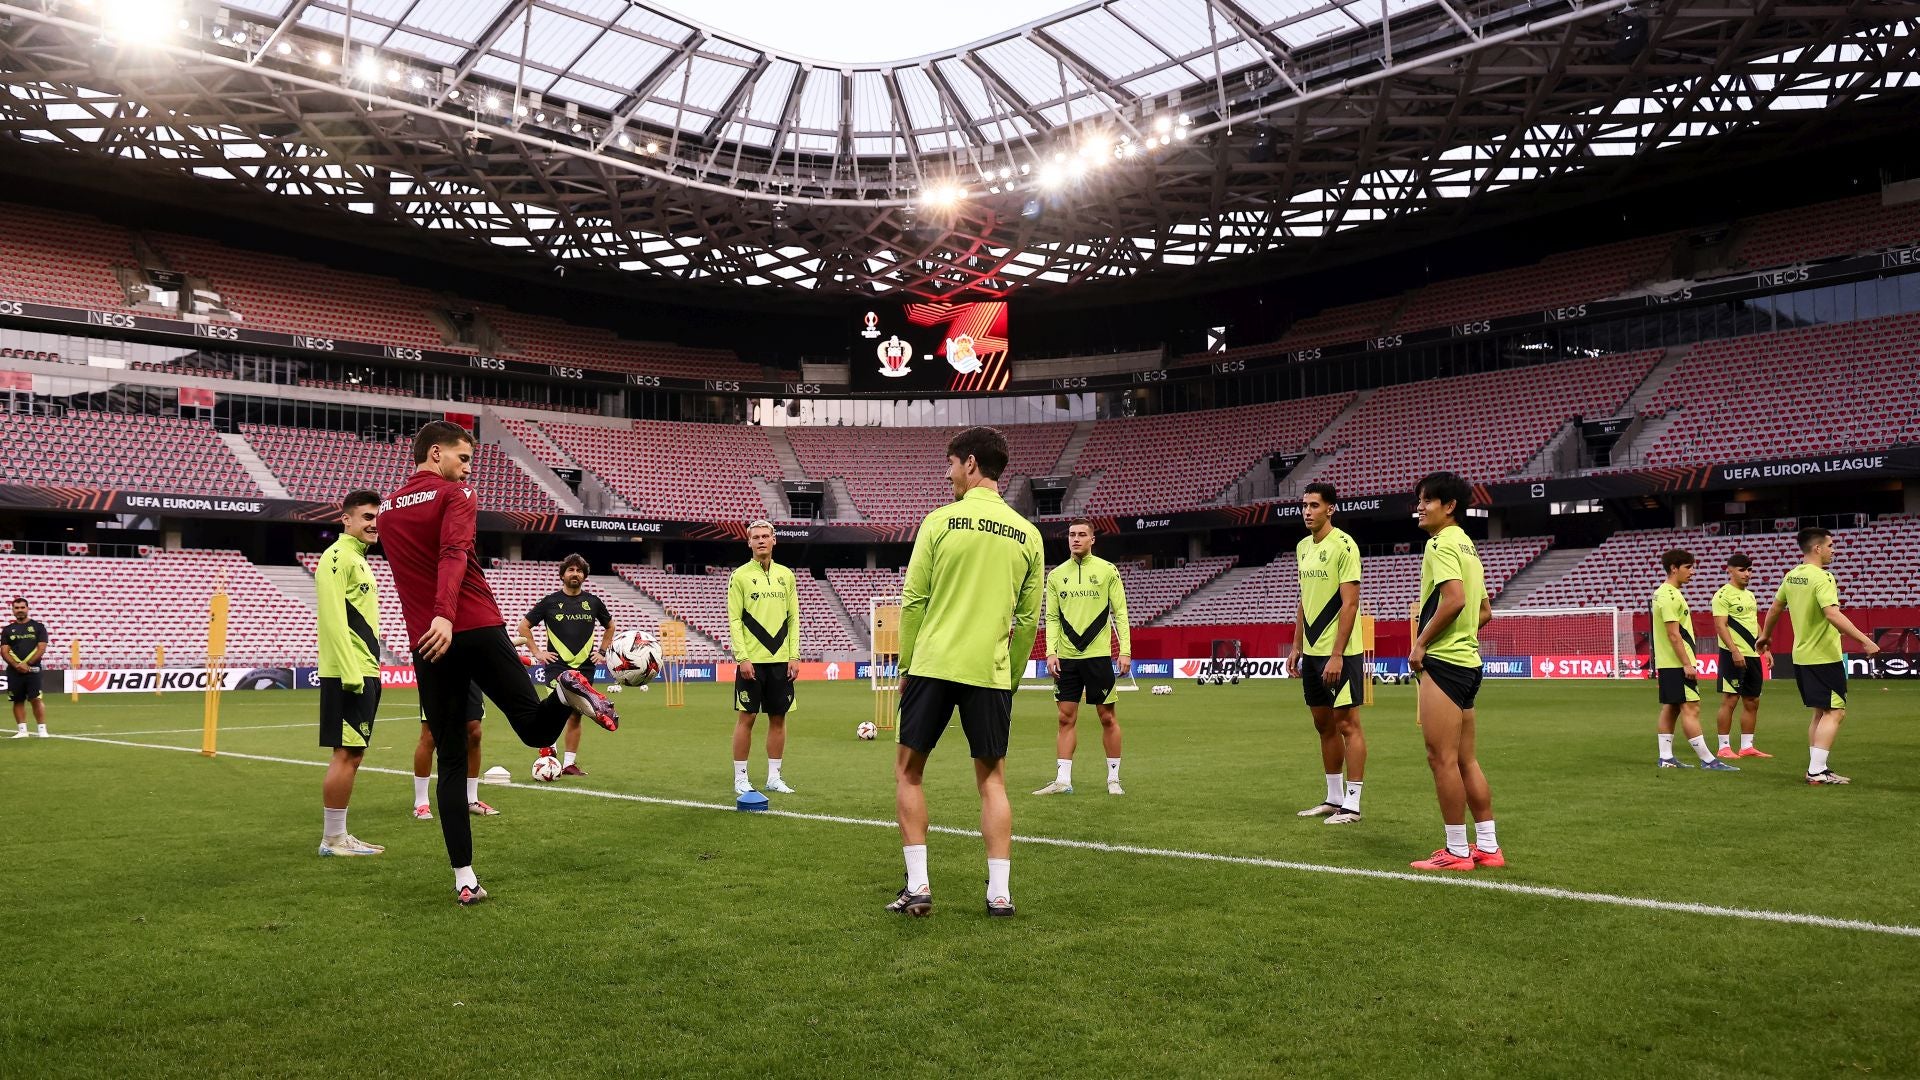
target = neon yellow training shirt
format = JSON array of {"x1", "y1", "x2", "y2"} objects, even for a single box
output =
[
  {"x1": 1417, "y1": 524, "x2": 1485, "y2": 669},
  {"x1": 1712, "y1": 584, "x2": 1760, "y2": 659},
  {"x1": 727, "y1": 559, "x2": 801, "y2": 664},
  {"x1": 1045, "y1": 554, "x2": 1130, "y2": 661},
  {"x1": 1650, "y1": 583, "x2": 1694, "y2": 670},
  {"x1": 316, "y1": 533, "x2": 381, "y2": 691},
  {"x1": 1774, "y1": 563, "x2": 1842, "y2": 665},
  {"x1": 1296, "y1": 526, "x2": 1362, "y2": 657},
  {"x1": 899, "y1": 486, "x2": 1045, "y2": 691}
]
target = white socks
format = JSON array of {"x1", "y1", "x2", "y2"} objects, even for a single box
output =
[
  {"x1": 987, "y1": 858, "x2": 1011, "y2": 903},
  {"x1": 323, "y1": 806, "x2": 347, "y2": 838},
  {"x1": 1443, "y1": 824, "x2": 1470, "y2": 858},
  {"x1": 37, "y1": 724, "x2": 46, "y2": 737},
  {"x1": 413, "y1": 775, "x2": 430, "y2": 806},
  {"x1": 1056, "y1": 758, "x2": 1072, "y2": 785},
  {"x1": 1809, "y1": 746, "x2": 1830, "y2": 774},
  {"x1": 453, "y1": 865, "x2": 477, "y2": 890},
  {"x1": 465, "y1": 777, "x2": 479, "y2": 804},
  {"x1": 1717, "y1": 734, "x2": 1732, "y2": 752},
  {"x1": 1657, "y1": 733, "x2": 1675, "y2": 760},
  {"x1": 1342, "y1": 781, "x2": 1363, "y2": 812},
  {"x1": 1475, "y1": 819, "x2": 1498, "y2": 853},
  {"x1": 1740, "y1": 733, "x2": 1755, "y2": 751},
  {"x1": 768, "y1": 757, "x2": 783, "y2": 782},
  {"x1": 1687, "y1": 735, "x2": 1713, "y2": 763},
  {"x1": 1324, "y1": 773, "x2": 1343, "y2": 804},
  {"x1": 733, "y1": 760, "x2": 749, "y2": 787},
  {"x1": 903, "y1": 844, "x2": 929, "y2": 892},
  {"x1": 1106, "y1": 757, "x2": 1121, "y2": 783},
  {"x1": 563, "y1": 751, "x2": 576, "y2": 768}
]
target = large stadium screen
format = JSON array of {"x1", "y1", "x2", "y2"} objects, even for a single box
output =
[{"x1": 851, "y1": 302, "x2": 1009, "y2": 393}]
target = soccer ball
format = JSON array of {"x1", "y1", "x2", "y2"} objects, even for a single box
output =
[
  {"x1": 607, "y1": 629, "x2": 662, "y2": 687},
  {"x1": 856, "y1": 721, "x2": 877, "y2": 741},
  {"x1": 531, "y1": 754, "x2": 563, "y2": 782}
]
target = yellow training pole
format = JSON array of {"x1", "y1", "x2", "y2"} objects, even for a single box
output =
[
  {"x1": 658, "y1": 620, "x2": 687, "y2": 708},
  {"x1": 69, "y1": 640, "x2": 80, "y2": 702},
  {"x1": 1360, "y1": 614, "x2": 1377, "y2": 707},
  {"x1": 155, "y1": 643, "x2": 165, "y2": 697},
  {"x1": 871, "y1": 601, "x2": 901, "y2": 731},
  {"x1": 201, "y1": 586, "x2": 229, "y2": 758}
]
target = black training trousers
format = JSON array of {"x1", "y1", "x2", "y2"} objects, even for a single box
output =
[{"x1": 415, "y1": 625, "x2": 573, "y2": 868}]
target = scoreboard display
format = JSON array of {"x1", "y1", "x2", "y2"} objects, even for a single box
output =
[{"x1": 851, "y1": 302, "x2": 1009, "y2": 393}]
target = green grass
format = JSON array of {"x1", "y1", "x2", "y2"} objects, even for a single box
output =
[{"x1": 4, "y1": 678, "x2": 1919, "y2": 1078}]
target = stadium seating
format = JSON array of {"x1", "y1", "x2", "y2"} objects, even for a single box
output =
[
  {"x1": 1516, "y1": 519, "x2": 1920, "y2": 612},
  {"x1": 4, "y1": 549, "x2": 316, "y2": 667},
  {"x1": 613, "y1": 564, "x2": 856, "y2": 659},
  {"x1": 1732, "y1": 195, "x2": 1920, "y2": 269},
  {"x1": 1165, "y1": 538, "x2": 1552, "y2": 625},
  {"x1": 785, "y1": 424, "x2": 1076, "y2": 524},
  {"x1": 0, "y1": 203, "x2": 136, "y2": 311},
  {"x1": 0, "y1": 410, "x2": 259, "y2": 495},
  {"x1": 529, "y1": 419, "x2": 783, "y2": 522},
  {"x1": 1631, "y1": 313, "x2": 1920, "y2": 466},
  {"x1": 1310, "y1": 350, "x2": 1660, "y2": 495},
  {"x1": 474, "y1": 304, "x2": 763, "y2": 381},
  {"x1": 1389, "y1": 236, "x2": 1672, "y2": 333},
  {"x1": 244, "y1": 424, "x2": 560, "y2": 513},
  {"x1": 1073, "y1": 397, "x2": 1351, "y2": 515}
]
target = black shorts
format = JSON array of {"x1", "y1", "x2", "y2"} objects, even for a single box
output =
[
  {"x1": 1054, "y1": 656, "x2": 1116, "y2": 705},
  {"x1": 734, "y1": 661, "x2": 795, "y2": 715},
  {"x1": 1657, "y1": 667, "x2": 1701, "y2": 706},
  {"x1": 1300, "y1": 653, "x2": 1364, "y2": 710},
  {"x1": 6, "y1": 668, "x2": 42, "y2": 703},
  {"x1": 318, "y1": 677, "x2": 381, "y2": 749},
  {"x1": 1717, "y1": 650, "x2": 1764, "y2": 699},
  {"x1": 1794, "y1": 661, "x2": 1847, "y2": 710},
  {"x1": 898, "y1": 675, "x2": 1012, "y2": 760},
  {"x1": 1421, "y1": 657, "x2": 1482, "y2": 711}
]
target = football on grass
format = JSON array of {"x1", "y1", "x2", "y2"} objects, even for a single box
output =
[
  {"x1": 856, "y1": 721, "x2": 877, "y2": 740},
  {"x1": 531, "y1": 754, "x2": 563, "y2": 782}
]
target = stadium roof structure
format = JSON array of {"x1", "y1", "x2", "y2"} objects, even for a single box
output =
[{"x1": 1, "y1": 0, "x2": 1918, "y2": 301}]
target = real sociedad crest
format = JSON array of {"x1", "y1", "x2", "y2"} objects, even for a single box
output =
[
  {"x1": 876, "y1": 335, "x2": 912, "y2": 377},
  {"x1": 946, "y1": 333, "x2": 982, "y2": 374},
  {"x1": 860, "y1": 311, "x2": 881, "y2": 339}
]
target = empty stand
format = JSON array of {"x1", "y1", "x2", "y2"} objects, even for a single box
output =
[
  {"x1": 0, "y1": 203, "x2": 136, "y2": 311},
  {"x1": 615, "y1": 564, "x2": 855, "y2": 659},
  {"x1": 1390, "y1": 236, "x2": 1671, "y2": 333},
  {"x1": 0, "y1": 410, "x2": 259, "y2": 495},
  {"x1": 1734, "y1": 195, "x2": 1920, "y2": 270},
  {"x1": 1311, "y1": 351, "x2": 1659, "y2": 495},
  {"x1": 475, "y1": 304, "x2": 763, "y2": 381},
  {"x1": 537, "y1": 420, "x2": 781, "y2": 521},
  {"x1": 785, "y1": 424, "x2": 1075, "y2": 525},
  {"x1": 1632, "y1": 312, "x2": 1920, "y2": 466},
  {"x1": 244, "y1": 425, "x2": 558, "y2": 513},
  {"x1": 1517, "y1": 520, "x2": 1919, "y2": 612},
  {"x1": 1074, "y1": 397, "x2": 1350, "y2": 515},
  {"x1": 3, "y1": 550, "x2": 316, "y2": 667},
  {"x1": 1166, "y1": 538, "x2": 1551, "y2": 625}
]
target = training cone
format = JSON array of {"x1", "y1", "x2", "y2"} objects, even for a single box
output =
[
  {"x1": 481, "y1": 765, "x2": 511, "y2": 785},
  {"x1": 736, "y1": 790, "x2": 770, "y2": 812}
]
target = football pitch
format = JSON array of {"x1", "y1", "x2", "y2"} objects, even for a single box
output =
[{"x1": 5, "y1": 678, "x2": 1918, "y2": 1078}]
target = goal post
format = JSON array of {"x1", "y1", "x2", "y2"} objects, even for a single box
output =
[{"x1": 1483, "y1": 607, "x2": 1629, "y2": 677}]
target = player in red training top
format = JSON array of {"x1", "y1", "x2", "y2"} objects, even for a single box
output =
[{"x1": 379, "y1": 420, "x2": 619, "y2": 904}]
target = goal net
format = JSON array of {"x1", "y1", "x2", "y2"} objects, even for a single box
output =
[{"x1": 1483, "y1": 607, "x2": 1630, "y2": 677}]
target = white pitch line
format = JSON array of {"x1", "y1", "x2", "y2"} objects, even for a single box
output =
[
  {"x1": 88, "y1": 722, "x2": 314, "y2": 736},
  {"x1": 49, "y1": 733, "x2": 1920, "y2": 940}
]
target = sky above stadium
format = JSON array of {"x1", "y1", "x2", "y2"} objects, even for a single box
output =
[{"x1": 665, "y1": 0, "x2": 1074, "y2": 62}]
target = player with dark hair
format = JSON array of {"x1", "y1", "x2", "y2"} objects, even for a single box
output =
[
  {"x1": 1034, "y1": 518, "x2": 1130, "y2": 797},
  {"x1": 888, "y1": 425, "x2": 1044, "y2": 918},
  {"x1": 1651, "y1": 549, "x2": 1735, "y2": 770},
  {"x1": 1288, "y1": 482, "x2": 1367, "y2": 824},
  {"x1": 727, "y1": 521, "x2": 800, "y2": 795},
  {"x1": 1712, "y1": 553, "x2": 1771, "y2": 760},
  {"x1": 520, "y1": 553, "x2": 616, "y2": 777},
  {"x1": 379, "y1": 420, "x2": 619, "y2": 904},
  {"x1": 1407, "y1": 472, "x2": 1503, "y2": 872},
  {"x1": 411, "y1": 685, "x2": 492, "y2": 819},
  {"x1": 315, "y1": 490, "x2": 387, "y2": 856},
  {"x1": 4, "y1": 597, "x2": 49, "y2": 739},
  {"x1": 1760, "y1": 527, "x2": 1881, "y2": 785}
]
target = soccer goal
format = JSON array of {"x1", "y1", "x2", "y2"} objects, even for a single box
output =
[{"x1": 1483, "y1": 607, "x2": 1629, "y2": 677}]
